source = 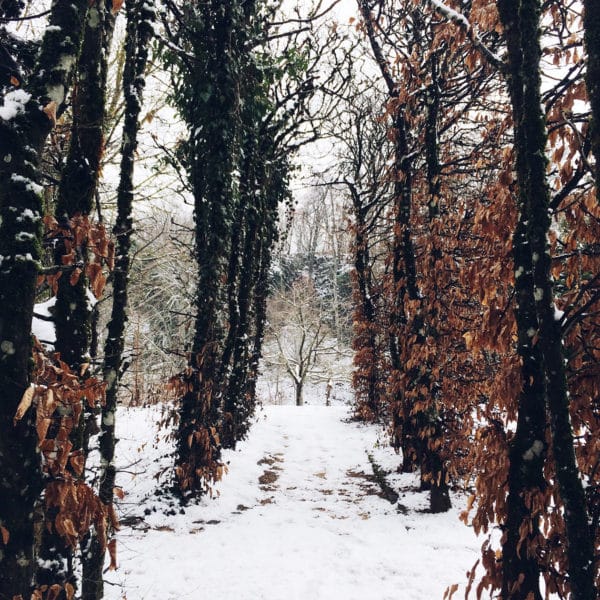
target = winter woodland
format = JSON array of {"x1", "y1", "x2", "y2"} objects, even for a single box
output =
[{"x1": 0, "y1": 0, "x2": 599, "y2": 599}]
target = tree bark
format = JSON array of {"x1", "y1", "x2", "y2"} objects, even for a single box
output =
[
  {"x1": 38, "y1": 4, "x2": 113, "y2": 593},
  {"x1": 81, "y1": 2, "x2": 153, "y2": 597},
  {"x1": 497, "y1": 0, "x2": 595, "y2": 597},
  {"x1": 0, "y1": 2, "x2": 88, "y2": 597},
  {"x1": 173, "y1": 0, "x2": 241, "y2": 496},
  {"x1": 584, "y1": 0, "x2": 600, "y2": 198}
]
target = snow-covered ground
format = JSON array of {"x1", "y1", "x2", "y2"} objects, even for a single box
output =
[{"x1": 105, "y1": 398, "x2": 481, "y2": 600}]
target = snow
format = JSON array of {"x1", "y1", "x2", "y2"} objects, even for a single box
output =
[
  {"x1": 32, "y1": 297, "x2": 56, "y2": 347},
  {"x1": 10, "y1": 173, "x2": 43, "y2": 196},
  {"x1": 0, "y1": 89, "x2": 31, "y2": 120},
  {"x1": 104, "y1": 393, "x2": 481, "y2": 599}
]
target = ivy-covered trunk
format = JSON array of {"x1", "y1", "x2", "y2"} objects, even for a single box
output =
[
  {"x1": 172, "y1": 0, "x2": 242, "y2": 496},
  {"x1": 246, "y1": 153, "x2": 286, "y2": 409},
  {"x1": 221, "y1": 128, "x2": 261, "y2": 449},
  {"x1": 0, "y1": 2, "x2": 89, "y2": 597},
  {"x1": 498, "y1": 0, "x2": 595, "y2": 597}
]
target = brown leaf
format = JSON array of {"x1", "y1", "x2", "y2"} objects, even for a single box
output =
[
  {"x1": 107, "y1": 538, "x2": 118, "y2": 570},
  {"x1": 65, "y1": 583, "x2": 75, "y2": 600},
  {"x1": 69, "y1": 267, "x2": 82, "y2": 286},
  {"x1": 108, "y1": 503, "x2": 120, "y2": 531},
  {"x1": 47, "y1": 584, "x2": 62, "y2": 600},
  {"x1": 111, "y1": 0, "x2": 124, "y2": 14},
  {"x1": 0, "y1": 525, "x2": 9, "y2": 545},
  {"x1": 444, "y1": 584, "x2": 459, "y2": 600},
  {"x1": 69, "y1": 453, "x2": 85, "y2": 477},
  {"x1": 36, "y1": 417, "x2": 52, "y2": 443},
  {"x1": 14, "y1": 384, "x2": 35, "y2": 425},
  {"x1": 42, "y1": 101, "x2": 58, "y2": 125}
]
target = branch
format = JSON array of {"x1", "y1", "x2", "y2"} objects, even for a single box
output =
[{"x1": 426, "y1": 0, "x2": 506, "y2": 73}]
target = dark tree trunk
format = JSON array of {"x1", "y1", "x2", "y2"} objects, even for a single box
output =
[
  {"x1": 38, "y1": 3, "x2": 113, "y2": 593},
  {"x1": 350, "y1": 192, "x2": 382, "y2": 421},
  {"x1": 174, "y1": 1, "x2": 241, "y2": 496},
  {"x1": 81, "y1": 2, "x2": 154, "y2": 598},
  {"x1": 357, "y1": 0, "x2": 423, "y2": 475},
  {"x1": 246, "y1": 158, "x2": 283, "y2": 408},
  {"x1": 498, "y1": 0, "x2": 595, "y2": 597},
  {"x1": 295, "y1": 380, "x2": 304, "y2": 407},
  {"x1": 221, "y1": 131, "x2": 261, "y2": 449},
  {"x1": 421, "y1": 51, "x2": 450, "y2": 514},
  {"x1": 584, "y1": 0, "x2": 600, "y2": 197},
  {"x1": 0, "y1": 2, "x2": 89, "y2": 597}
]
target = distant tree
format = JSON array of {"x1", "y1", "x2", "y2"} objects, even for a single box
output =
[
  {"x1": 327, "y1": 86, "x2": 392, "y2": 422},
  {"x1": 266, "y1": 277, "x2": 335, "y2": 406}
]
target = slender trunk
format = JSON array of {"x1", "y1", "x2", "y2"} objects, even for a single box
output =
[
  {"x1": 584, "y1": 0, "x2": 600, "y2": 197},
  {"x1": 175, "y1": 1, "x2": 240, "y2": 496},
  {"x1": 497, "y1": 3, "x2": 548, "y2": 597},
  {"x1": 81, "y1": 2, "x2": 154, "y2": 597},
  {"x1": 246, "y1": 166, "x2": 282, "y2": 407},
  {"x1": 351, "y1": 196, "x2": 381, "y2": 422},
  {"x1": 295, "y1": 380, "x2": 304, "y2": 406},
  {"x1": 421, "y1": 53, "x2": 450, "y2": 513},
  {"x1": 0, "y1": 3, "x2": 88, "y2": 597},
  {"x1": 222, "y1": 133, "x2": 262, "y2": 449}
]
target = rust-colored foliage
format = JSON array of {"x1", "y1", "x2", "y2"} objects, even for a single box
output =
[
  {"x1": 168, "y1": 358, "x2": 227, "y2": 496},
  {"x1": 40, "y1": 214, "x2": 114, "y2": 298},
  {"x1": 13, "y1": 340, "x2": 113, "y2": 596},
  {"x1": 352, "y1": 0, "x2": 600, "y2": 595}
]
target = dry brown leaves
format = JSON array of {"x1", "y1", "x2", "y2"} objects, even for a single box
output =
[{"x1": 40, "y1": 214, "x2": 114, "y2": 297}]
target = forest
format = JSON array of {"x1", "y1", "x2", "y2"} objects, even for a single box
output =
[{"x1": 0, "y1": 0, "x2": 599, "y2": 598}]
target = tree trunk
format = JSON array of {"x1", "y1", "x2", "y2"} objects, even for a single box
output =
[
  {"x1": 421, "y1": 50, "x2": 450, "y2": 513},
  {"x1": 584, "y1": 0, "x2": 600, "y2": 197},
  {"x1": 497, "y1": 0, "x2": 595, "y2": 597},
  {"x1": 0, "y1": 2, "x2": 88, "y2": 597},
  {"x1": 174, "y1": 0, "x2": 241, "y2": 497},
  {"x1": 221, "y1": 128, "x2": 262, "y2": 449},
  {"x1": 295, "y1": 380, "x2": 304, "y2": 406},
  {"x1": 81, "y1": 2, "x2": 153, "y2": 597},
  {"x1": 38, "y1": 3, "x2": 112, "y2": 593}
]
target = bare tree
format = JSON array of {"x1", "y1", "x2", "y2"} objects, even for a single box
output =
[{"x1": 265, "y1": 277, "x2": 336, "y2": 406}]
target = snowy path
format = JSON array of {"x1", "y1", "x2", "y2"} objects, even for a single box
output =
[{"x1": 106, "y1": 406, "x2": 480, "y2": 600}]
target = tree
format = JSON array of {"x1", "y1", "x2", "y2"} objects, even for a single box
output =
[
  {"x1": 326, "y1": 84, "x2": 392, "y2": 422},
  {"x1": 265, "y1": 277, "x2": 336, "y2": 406},
  {"x1": 0, "y1": 2, "x2": 89, "y2": 597},
  {"x1": 496, "y1": 0, "x2": 594, "y2": 596},
  {"x1": 37, "y1": 3, "x2": 116, "y2": 593},
  {"x1": 427, "y1": 0, "x2": 600, "y2": 595},
  {"x1": 82, "y1": 1, "x2": 155, "y2": 597}
]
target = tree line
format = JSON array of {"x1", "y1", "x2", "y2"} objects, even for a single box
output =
[
  {"x1": 343, "y1": 1, "x2": 600, "y2": 598},
  {"x1": 0, "y1": 0, "x2": 346, "y2": 598}
]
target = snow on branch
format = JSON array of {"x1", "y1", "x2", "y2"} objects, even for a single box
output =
[{"x1": 427, "y1": 0, "x2": 505, "y2": 73}]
